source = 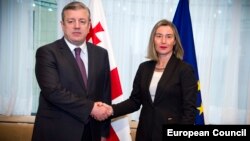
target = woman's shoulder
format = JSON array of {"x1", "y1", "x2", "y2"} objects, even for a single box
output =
[
  {"x1": 141, "y1": 60, "x2": 155, "y2": 65},
  {"x1": 170, "y1": 55, "x2": 192, "y2": 69},
  {"x1": 175, "y1": 59, "x2": 195, "y2": 74},
  {"x1": 139, "y1": 60, "x2": 156, "y2": 68}
]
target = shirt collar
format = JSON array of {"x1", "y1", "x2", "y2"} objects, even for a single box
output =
[{"x1": 64, "y1": 38, "x2": 87, "y2": 54}]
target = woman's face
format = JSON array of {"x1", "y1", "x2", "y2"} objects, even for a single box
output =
[{"x1": 154, "y1": 25, "x2": 176, "y2": 56}]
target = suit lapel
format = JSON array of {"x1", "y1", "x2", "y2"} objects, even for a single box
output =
[
  {"x1": 58, "y1": 38, "x2": 87, "y2": 90},
  {"x1": 86, "y1": 43, "x2": 94, "y2": 94},
  {"x1": 86, "y1": 43, "x2": 94, "y2": 90},
  {"x1": 153, "y1": 55, "x2": 178, "y2": 104},
  {"x1": 144, "y1": 62, "x2": 157, "y2": 105}
]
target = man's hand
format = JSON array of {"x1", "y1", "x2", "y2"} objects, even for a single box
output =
[
  {"x1": 101, "y1": 137, "x2": 107, "y2": 141},
  {"x1": 90, "y1": 102, "x2": 113, "y2": 121}
]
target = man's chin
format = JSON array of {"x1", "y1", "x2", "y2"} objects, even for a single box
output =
[{"x1": 70, "y1": 39, "x2": 84, "y2": 46}]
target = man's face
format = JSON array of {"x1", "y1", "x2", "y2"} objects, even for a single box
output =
[{"x1": 61, "y1": 9, "x2": 90, "y2": 46}]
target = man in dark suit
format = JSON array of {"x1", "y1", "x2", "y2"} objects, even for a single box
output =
[{"x1": 32, "y1": 1, "x2": 112, "y2": 141}]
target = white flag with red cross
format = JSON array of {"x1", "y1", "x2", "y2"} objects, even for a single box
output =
[{"x1": 87, "y1": 0, "x2": 132, "y2": 141}]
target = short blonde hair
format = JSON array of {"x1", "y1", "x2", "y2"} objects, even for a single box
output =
[{"x1": 146, "y1": 19, "x2": 184, "y2": 61}]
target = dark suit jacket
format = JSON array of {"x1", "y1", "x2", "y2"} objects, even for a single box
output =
[
  {"x1": 112, "y1": 54, "x2": 197, "y2": 141},
  {"x1": 32, "y1": 38, "x2": 111, "y2": 141}
]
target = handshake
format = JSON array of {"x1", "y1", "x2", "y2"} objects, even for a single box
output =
[{"x1": 90, "y1": 102, "x2": 113, "y2": 121}]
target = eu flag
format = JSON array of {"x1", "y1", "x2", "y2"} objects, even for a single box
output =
[{"x1": 173, "y1": 0, "x2": 205, "y2": 125}]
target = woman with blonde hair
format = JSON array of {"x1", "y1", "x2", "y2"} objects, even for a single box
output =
[{"x1": 112, "y1": 19, "x2": 198, "y2": 141}]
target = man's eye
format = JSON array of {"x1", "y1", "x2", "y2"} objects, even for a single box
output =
[
  {"x1": 67, "y1": 20, "x2": 74, "y2": 23},
  {"x1": 80, "y1": 20, "x2": 86, "y2": 24}
]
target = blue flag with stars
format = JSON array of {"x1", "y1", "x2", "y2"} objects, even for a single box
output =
[{"x1": 173, "y1": 0, "x2": 205, "y2": 125}]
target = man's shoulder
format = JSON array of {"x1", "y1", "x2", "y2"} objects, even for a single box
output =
[
  {"x1": 37, "y1": 38, "x2": 64, "y2": 50},
  {"x1": 86, "y1": 42, "x2": 107, "y2": 52}
]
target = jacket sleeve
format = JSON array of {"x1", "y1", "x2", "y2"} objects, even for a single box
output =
[
  {"x1": 112, "y1": 64, "x2": 143, "y2": 118},
  {"x1": 180, "y1": 63, "x2": 198, "y2": 124}
]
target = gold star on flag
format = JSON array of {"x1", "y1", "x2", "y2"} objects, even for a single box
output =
[
  {"x1": 197, "y1": 81, "x2": 200, "y2": 91},
  {"x1": 197, "y1": 104, "x2": 203, "y2": 115}
]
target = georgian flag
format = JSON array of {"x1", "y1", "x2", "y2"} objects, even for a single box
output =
[{"x1": 87, "y1": 0, "x2": 132, "y2": 140}]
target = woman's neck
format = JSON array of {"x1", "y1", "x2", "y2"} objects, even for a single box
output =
[{"x1": 156, "y1": 53, "x2": 172, "y2": 68}]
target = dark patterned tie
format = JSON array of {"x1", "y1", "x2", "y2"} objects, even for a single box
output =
[{"x1": 74, "y1": 48, "x2": 87, "y2": 88}]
